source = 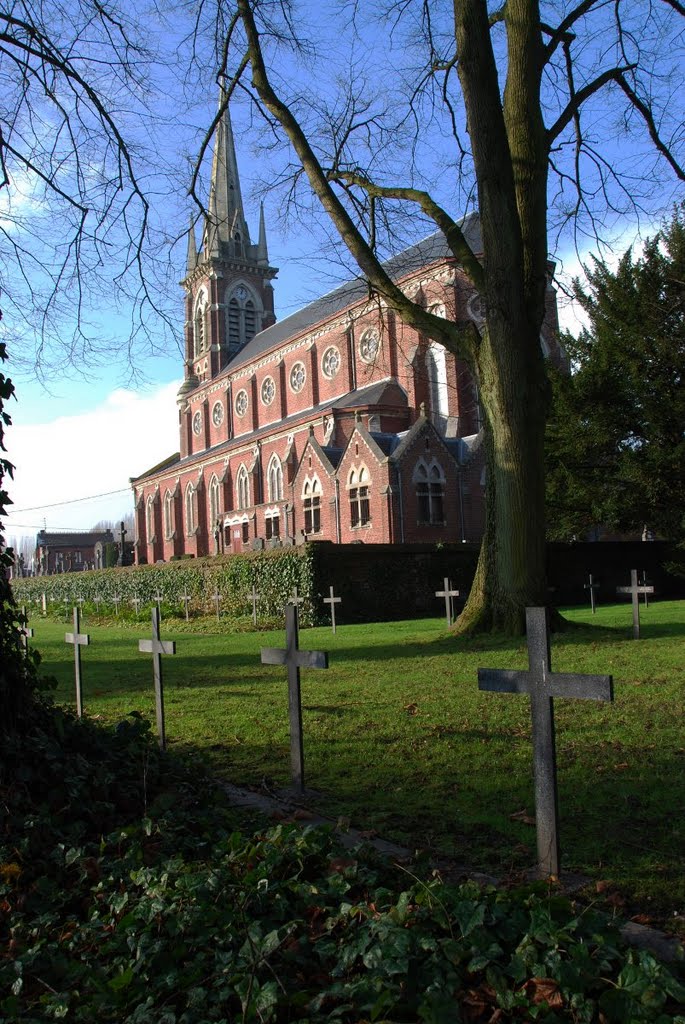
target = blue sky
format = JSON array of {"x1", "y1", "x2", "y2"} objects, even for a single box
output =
[{"x1": 2, "y1": 1, "x2": 681, "y2": 548}]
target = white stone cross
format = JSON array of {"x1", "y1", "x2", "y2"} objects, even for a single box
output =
[
  {"x1": 112, "y1": 594, "x2": 122, "y2": 616},
  {"x1": 616, "y1": 569, "x2": 654, "y2": 639},
  {"x1": 131, "y1": 595, "x2": 142, "y2": 614},
  {"x1": 93, "y1": 594, "x2": 102, "y2": 614},
  {"x1": 65, "y1": 607, "x2": 90, "y2": 718},
  {"x1": 261, "y1": 604, "x2": 329, "y2": 791},
  {"x1": 435, "y1": 577, "x2": 460, "y2": 626},
  {"x1": 323, "y1": 585, "x2": 342, "y2": 633},
  {"x1": 211, "y1": 590, "x2": 222, "y2": 620},
  {"x1": 180, "y1": 593, "x2": 191, "y2": 621},
  {"x1": 288, "y1": 586, "x2": 304, "y2": 608},
  {"x1": 251, "y1": 584, "x2": 260, "y2": 626},
  {"x1": 152, "y1": 592, "x2": 164, "y2": 619},
  {"x1": 478, "y1": 607, "x2": 613, "y2": 879},
  {"x1": 138, "y1": 607, "x2": 176, "y2": 750},
  {"x1": 584, "y1": 574, "x2": 599, "y2": 614}
]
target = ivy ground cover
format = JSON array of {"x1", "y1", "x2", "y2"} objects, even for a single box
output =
[{"x1": 26, "y1": 600, "x2": 685, "y2": 926}]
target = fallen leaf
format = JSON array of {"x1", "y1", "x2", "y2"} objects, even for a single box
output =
[
  {"x1": 631, "y1": 914, "x2": 654, "y2": 925},
  {"x1": 404, "y1": 702, "x2": 419, "y2": 715},
  {"x1": 525, "y1": 977, "x2": 563, "y2": 1009},
  {"x1": 614, "y1": 762, "x2": 629, "y2": 770},
  {"x1": 293, "y1": 808, "x2": 313, "y2": 820},
  {"x1": 510, "y1": 809, "x2": 536, "y2": 826},
  {"x1": 596, "y1": 879, "x2": 614, "y2": 893}
]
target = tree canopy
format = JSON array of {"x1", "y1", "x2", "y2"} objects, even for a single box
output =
[{"x1": 546, "y1": 205, "x2": 685, "y2": 543}]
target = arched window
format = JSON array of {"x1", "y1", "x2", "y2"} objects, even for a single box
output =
[
  {"x1": 226, "y1": 284, "x2": 261, "y2": 357},
  {"x1": 208, "y1": 474, "x2": 221, "y2": 526},
  {"x1": 267, "y1": 455, "x2": 283, "y2": 502},
  {"x1": 185, "y1": 482, "x2": 196, "y2": 535},
  {"x1": 193, "y1": 290, "x2": 208, "y2": 358},
  {"x1": 163, "y1": 490, "x2": 174, "y2": 539},
  {"x1": 302, "y1": 477, "x2": 322, "y2": 535},
  {"x1": 349, "y1": 466, "x2": 371, "y2": 527},
  {"x1": 145, "y1": 496, "x2": 155, "y2": 541},
  {"x1": 414, "y1": 460, "x2": 445, "y2": 525},
  {"x1": 427, "y1": 342, "x2": 449, "y2": 431},
  {"x1": 236, "y1": 465, "x2": 250, "y2": 510}
]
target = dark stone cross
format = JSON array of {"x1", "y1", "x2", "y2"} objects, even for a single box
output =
[
  {"x1": 478, "y1": 607, "x2": 613, "y2": 878},
  {"x1": 180, "y1": 593, "x2": 191, "y2": 622},
  {"x1": 211, "y1": 590, "x2": 222, "y2": 620},
  {"x1": 19, "y1": 605, "x2": 33, "y2": 652},
  {"x1": 260, "y1": 603, "x2": 329, "y2": 791},
  {"x1": 616, "y1": 569, "x2": 654, "y2": 639},
  {"x1": 435, "y1": 577, "x2": 460, "y2": 627},
  {"x1": 250, "y1": 584, "x2": 260, "y2": 626},
  {"x1": 118, "y1": 520, "x2": 126, "y2": 567},
  {"x1": 323, "y1": 585, "x2": 342, "y2": 633},
  {"x1": 112, "y1": 594, "x2": 122, "y2": 616},
  {"x1": 138, "y1": 607, "x2": 176, "y2": 750},
  {"x1": 65, "y1": 607, "x2": 90, "y2": 718},
  {"x1": 584, "y1": 574, "x2": 599, "y2": 614}
]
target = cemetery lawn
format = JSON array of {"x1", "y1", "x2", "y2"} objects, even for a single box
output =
[{"x1": 31, "y1": 600, "x2": 685, "y2": 929}]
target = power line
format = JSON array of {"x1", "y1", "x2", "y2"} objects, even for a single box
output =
[{"x1": 10, "y1": 487, "x2": 132, "y2": 514}]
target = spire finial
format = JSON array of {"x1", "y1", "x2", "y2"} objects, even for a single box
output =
[
  {"x1": 186, "y1": 214, "x2": 198, "y2": 272},
  {"x1": 257, "y1": 202, "x2": 269, "y2": 266}
]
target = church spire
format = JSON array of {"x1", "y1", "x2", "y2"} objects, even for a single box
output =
[
  {"x1": 257, "y1": 202, "x2": 269, "y2": 266},
  {"x1": 186, "y1": 214, "x2": 197, "y2": 273},
  {"x1": 205, "y1": 84, "x2": 250, "y2": 257}
]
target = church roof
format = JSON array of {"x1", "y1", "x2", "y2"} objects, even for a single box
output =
[{"x1": 227, "y1": 214, "x2": 482, "y2": 371}]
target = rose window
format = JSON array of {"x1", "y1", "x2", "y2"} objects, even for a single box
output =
[
  {"x1": 261, "y1": 377, "x2": 275, "y2": 405},
  {"x1": 290, "y1": 362, "x2": 306, "y2": 393},
  {"x1": 235, "y1": 390, "x2": 249, "y2": 417},
  {"x1": 322, "y1": 346, "x2": 341, "y2": 379},
  {"x1": 359, "y1": 328, "x2": 380, "y2": 363}
]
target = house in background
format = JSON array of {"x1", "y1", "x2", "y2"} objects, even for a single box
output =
[
  {"x1": 130, "y1": 92, "x2": 566, "y2": 562},
  {"x1": 35, "y1": 529, "x2": 115, "y2": 574}
]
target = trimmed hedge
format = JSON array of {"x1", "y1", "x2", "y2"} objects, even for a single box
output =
[{"x1": 11, "y1": 546, "x2": 317, "y2": 625}]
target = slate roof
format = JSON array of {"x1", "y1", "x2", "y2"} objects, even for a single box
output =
[
  {"x1": 36, "y1": 530, "x2": 114, "y2": 548},
  {"x1": 227, "y1": 214, "x2": 482, "y2": 372}
]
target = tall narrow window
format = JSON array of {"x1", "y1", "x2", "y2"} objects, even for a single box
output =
[
  {"x1": 349, "y1": 468, "x2": 371, "y2": 527},
  {"x1": 185, "y1": 483, "x2": 196, "y2": 535},
  {"x1": 415, "y1": 461, "x2": 445, "y2": 525},
  {"x1": 226, "y1": 285, "x2": 261, "y2": 357},
  {"x1": 193, "y1": 290, "x2": 208, "y2": 358},
  {"x1": 209, "y1": 474, "x2": 221, "y2": 527},
  {"x1": 302, "y1": 478, "x2": 321, "y2": 534},
  {"x1": 146, "y1": 496, "x2": 154, "y2": 541},
  {"x1": 427, "y1": 341, "x2": 449, "y2": 431},
  {"x1": 267, "y1": 455, "x2": 283, "y2": 502},
  {"x1": 236, "y1": 465, "x2": 250, "y2": 510},
  {"x1": 163, "y1": 490, "x2": 174, "y2": 539}
]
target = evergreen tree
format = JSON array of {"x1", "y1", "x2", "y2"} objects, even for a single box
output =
[{"x1": 546, "y1": 207, "x2": 685, "y2": 541}]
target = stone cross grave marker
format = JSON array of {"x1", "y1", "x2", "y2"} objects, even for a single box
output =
[
  {"x1": 65, "y1": 607, "x2": 90, "y2": 718},
  {"x1": 93, "y1": 594, "x2": 102, "y2": 615},
  {"x1": 616, "y1": 569, "x2": 654, "y2": 639},
  {"x1": 435, "y1": 577, "x2": 459, "y2": 627},
  {"x1": 138, "y1": 607, "x2": 176, "y2": 750},
  {"x1": 478, "y1": 607, "x2": 613, "y2": 878},
  {"x1": 288, "y1": 586, "x2": 304, "y2": 608},
  {"x1": 584, "y1": 574, "x2": 599, "y2": 614},
  {"x1": 118, "y1": 520, "x2": 126, "y2": 567},
  {"x1": 152, "y1": 592, "x2": 164, "y2": 619},
  {"x1": 131, "y1": 594, "x2": 142, "y2": 614},
  {"x1": 19, "y1": 605, "x2": 33, "y2": 652},
  {"x1": 180, "y1": 593, "x2": 191, "y2": 621},
  {"x1": 250, "y1": 584, "x2": 260, "y2": 626},
  {"x1": 260, "y1": 604, "x2": 329, "y2": 791},
  {"x1": 112, "y1": 594, "x2": 122, "y2": 617},
  {"x1": 640, "y1": 570, "x2": 651, "y2": 608},
  {"x1": 77, "y1": 595, "x2": 86, "y2": 615},
  {"x1": 211, "y1": 590, "x2": 222, "y2": 620},
  {"x1": 42, "y1": 592, "x2": 47, "y2": 615},
  {"x1": 323, "y1": 585, "x2": 342, "y2": 633}
]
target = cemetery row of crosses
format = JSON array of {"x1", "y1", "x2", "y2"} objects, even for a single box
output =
[
  {"x1": 24, "y1": 566, "x2": 658, "y2": 879},
  {"x1": 128, "y1": 87, "x2": 567, "y2": 560}
]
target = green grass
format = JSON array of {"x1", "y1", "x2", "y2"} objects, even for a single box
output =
[{"x1": 28, "y1": 599, "x2": 685, "y2": 925}]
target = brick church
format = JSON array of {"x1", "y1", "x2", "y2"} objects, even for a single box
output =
[{"x1": 131, "y1": 97, "x2": 564, "y2": 562}]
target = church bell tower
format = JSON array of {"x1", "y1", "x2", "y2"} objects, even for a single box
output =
[{"x1": 179, "y1": 87, "x2": 278, "y2": 400}]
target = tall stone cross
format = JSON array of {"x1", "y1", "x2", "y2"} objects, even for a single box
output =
[
  {"x1": 138, "y1": 607, "x2": 176, "y2": 750},
  {"x1": 212, "y1": 590, "x2": 222, "y2": 620},
  {"x1": 118, "y1": 520, "x2": 126, "y2": 566},
  {"x1": 478, "y1": 607, "x2": 613, "y2": 878},
  {"x1": 584, "y1": 574, "x2": 599, "y2": 614},
  {"x1": 323, "y1": 585, "x2": 342, "y2": 633},
  {"x1": 288, "y1": 586, "x2": 304, "y2": 609},
  {"x1": 616, "y1": 569, "x2": 654, "y2": 639},
  {"x1": 19, "y1": 605, "x2": 33, "y2": 652},
  {"x1": 260, "y1": 604, "x2": 329, "y2": 791},
  {"x1": 250, "y1": 584, "x2": 260, "y2": 626},
  {"x1": 65, "y1": 607, "x2": 90, "y2": 718},
  {"x1": 180, "y1": 592, "x2": 191, "y2": 621},
  {"x1": 435, "y1": 577, "x2": 459, "y2": 627}
]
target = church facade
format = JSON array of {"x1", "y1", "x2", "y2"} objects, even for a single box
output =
[{"x1": 130, "y1": 100, "x2": 564, "y2": 562}]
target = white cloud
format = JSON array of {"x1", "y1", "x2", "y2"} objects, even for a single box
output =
[{"x1": 4, "y1": 380, "x2": 181, "y2": 539}]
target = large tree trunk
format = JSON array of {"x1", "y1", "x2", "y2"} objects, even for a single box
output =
[{"x1": 457, "y1": 321, "x2": 549, "y2": 634}]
